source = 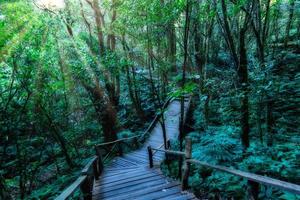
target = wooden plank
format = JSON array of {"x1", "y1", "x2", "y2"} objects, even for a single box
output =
[
  {"x1": 119, "y1": 157, "x2": 148, "y2": 164},
  {"x1": 81, "y1": 156, "x2": 98, "y2": 175},
  {"x1": 158, "y1": 191, "x2": 197, "y2": 200},
  {"x1": 100, "y1": 170, "x2": 159, "y2": 183},
  {"x1": 125, "y1": 154, "x2": 149, "y2": 161},
  {"x1": 121, "y1": 156, "x2": 148, "y2": 164},
  {"x1": 104, "y1": 166, "x2": 141, "y2": 172},
  {"x1": 94, "y1": 179, "x2": 167, "y2": 198},
  {"x1": 188, "y1": 159, "x2": 300, "y2": 195},
  {"x1": 108, "y1": 160, "x2": 128, "y2": 168},
  {"x1": 117, "y1": 157, "x2": 139, "y2": 166},
  {"x1": 104, "y1": 182, "x2": 180, "y2": 200},
  {"x1": 54, "y1": 175, "x2": 87, "y2": 200},
  {"x1": 127, "y1": 151, "x2": 148, "y2": 157},
  {"x1": 95, "y1": 176, "x2": 165, "y2": 195},
  {"x1": 98, "y1": 168, "x2": 162, "y2": 182},
  {"x1": 95, "y1": 173, "x2": 162, "y2": 188},
  {"x1": 134, "y1": 187, "x2": 181, "y2": 200},
  {"x1": 158, "y1": 194, "x2": 190, "y2": 200},
  {"x1": 100, "y1": 168, "x2": 157, "y2": 181}
]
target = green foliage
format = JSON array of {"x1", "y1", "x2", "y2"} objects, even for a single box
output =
[
  {"x1": 189, "y1": 126, "x2": 242, "y2": 164},
  {"x1": 117, "y1": 130, "x2": 136, "y2": 139},
  {"x1": 0, "y1": 1, "x2": 35, "y2": 59},
  {"x1": 1, "y1": 0, "x2": 299, "y2": 199},
  {"x1": 170, "y1": 81, "x2": 197, "y2": 98}
]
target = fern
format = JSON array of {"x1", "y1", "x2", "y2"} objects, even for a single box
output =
[{"x1": 189, "y1": 126, "x2": 242, "y2": 164}]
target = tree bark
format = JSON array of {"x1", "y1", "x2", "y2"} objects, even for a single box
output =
[
  {"x1": 168, "y1": 22, "x2": 177, "y2": 72},
  {"x1": 180, "y1": 0, "x2": 191, "y2": 151},
  {"x1": 83, "y1": 84, "x2": 118, "y2": 142},
  {"x1": 238, "y1": 20, "x2": 250, "y2": 149},
  {"x1": 284, "y1": 0, "x2": 296, "y2": 48},
  {"x1": 90, "y1": 0, "x2": 105, "y2": 54}
]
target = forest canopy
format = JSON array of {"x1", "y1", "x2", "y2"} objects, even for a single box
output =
[{"x1": 0, "y1": 0, "x2": 299, "y2": 199}]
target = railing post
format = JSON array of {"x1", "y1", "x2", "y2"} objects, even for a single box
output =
[
  {"x1": 93, "y1": 158, "x2": 100, "y2": 180},
  {"x1": 182, "y1": 137, "x2": 192, "y2": 190},
  {"x1": 167, "y1": 140, "x2": 171, "y2": 149},
  {"x1": 118, "y1": 141, "x2": 123, "y2": 156},
  {"x1": 165, "y1": 140, "x2": 171, "y2": 160},
  {"x1": 166, "y1": 140, "x2": 172, "y2": 171},
  {"x1": 95, "y1": 146, "x2": 103, "y2": 174},
  {"x1": 80, "y1": 176, "x2": 93, "y2": 200},
  {"x1": 147, "y1": 146, "x2": 153, "y2": 168}
]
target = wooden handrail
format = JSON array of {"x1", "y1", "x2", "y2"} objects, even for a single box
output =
[
  {"x1": 55, "y1": 176, "x2": 87, "y2": 200},
  {"x1": 151, "y1": 148, "x2": 186, "y2": 157},
  {"x1": 139, "y1": 96, "x2": 173, "y2": 139},
  {"x1": 152, "y1": 143, "x2": 165, "y2": 155},
  {"x1": 55, "y1": 97, "x2": 186, "y2": 199},
  {"x1": 187, "y1": 159, "x2": 300, "y2": 195},
  {"x1": 95, "y1": 97, "x2": 173, "y2": 149},
  {"x1": 148, "y1": 139, "x2": 300, "y2": 195},
  {"x1": 81, "y1": 156, "x2": 98, "y2": 175},
  {"x1": 54, "y1": 155, "x2": 102, "y2": 200},
  {"x1": 96, "y1": 135, "x2": 139, "y2": 147}
]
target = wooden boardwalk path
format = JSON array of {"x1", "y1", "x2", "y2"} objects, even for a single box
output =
[
  {"x1": 55, "y1": 99, "x2": 300, "y2": 200},
  {"x1": 93, "y1": 99, "x2": 198, "y2": 200}
]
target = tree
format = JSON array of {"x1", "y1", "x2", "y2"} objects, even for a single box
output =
[{"x1": 216, "y1": 0, "x2": 251, "y2": 149}]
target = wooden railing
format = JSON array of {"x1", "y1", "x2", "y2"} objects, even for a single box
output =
[
  {"x1": 94, "y1": 96, "x2": 174, "y2": 160},
  {"x1": 147, "y1": 137, "x2": 300, "y2": 197},
  {"x1": 55, "y1": 156, "x2": 102, "y2": 200},
  {"x1": 54, "y1": 97, "x2": 175, "y2": 199}
]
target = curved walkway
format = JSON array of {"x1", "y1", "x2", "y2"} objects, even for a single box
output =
[{"x1": 93, "y1": 100, "x2": 198, "y2": 200}]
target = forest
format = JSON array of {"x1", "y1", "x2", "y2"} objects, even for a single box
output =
[{"x1": 0, "y1": 0, "x2": 299, "y2": 199}]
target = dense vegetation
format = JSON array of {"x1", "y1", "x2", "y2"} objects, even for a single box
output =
[{"x1": 0, "y1": 0, "x2": 299, "y2": 199}]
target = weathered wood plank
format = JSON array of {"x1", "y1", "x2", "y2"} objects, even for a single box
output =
[
  {"x1": 159, "y1": 194, "x2": 192, "y2": 200},
  {"x1": 104, "y1": 182, "x2": 180, "y2": 200},
  {"x1": 102, "y1": 169, "x2": 159, "y2": 179},
  {"x1": 95, "y1": 176, "x2": 166, "y2": 195},
  {"x1": 134, "y1": 187, "x2": 181, "y2": 200},
  {"x1": 100, "y1": 168, "x2": 156, "y2": 181},
  {"x1": 94, "y1": 179, "x2": 167, "y2": 198},
  {"x1": 95, "y1": 172, "x2": 162, "y2": 188}
]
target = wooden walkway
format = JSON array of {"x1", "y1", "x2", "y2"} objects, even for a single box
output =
[
  {"x1": 93, "y1": 99, "x2": 198, "y2": 200},
  {"x1": 55, "y1": 98, "x2": 300, "y2": 200}
]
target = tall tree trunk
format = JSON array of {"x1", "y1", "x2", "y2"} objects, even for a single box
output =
[
  {"x1": 220, "y1": 0, "x2": 239, "y2": 68},
  {"x1": 61, "y1": 14, "x2": 119, "y2": 142},
  {"x1": 91, "y1": 0, "x2": 105, "y2": 54},
  {"x1": 168, "y1": 22, "x2": 177, "y2": 72},
  {"x1": 146, "y1": 25, "x2": 167, "y2": 149},
  {"x1": 83, "y1": 84, "x2": 118, "y2": 142},
  {"x1": 180, "y1": 0, "x2": 191, "y2": 151},
  {"x1": 122, "y1": 36, "x2": 145, "y2": 120},
  {"x1": 219, "y1": 0, "x2": 251, "y2": 149},
  {"x1": 41, "y1": 106, "x2": 74, "y2": 168},
  {"x1": 239, "y1": 26, "x2": 250, "y2": 149},
  {"x1": 194, "y1": 21, "x2": 204, "y2": 90},
  {"x1": 107, "y1": 0, "x2": 117, "y2": 50},
  {"x1": 266, "y1": 97, "x2": 274, "y2": 146},
  {"x1": 125, "y1": 65, "x2": 145, "y2": 120},
  {"x1": 284, "y1": 0, "x2": 296, "y2": 48}
]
